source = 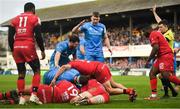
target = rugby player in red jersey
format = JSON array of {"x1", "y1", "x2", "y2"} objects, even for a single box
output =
[
  {"x1": 144, "y1": 26, "x2": 180, "y2": 100},
  {"x1": 51, "y1": 60, "x2": 137, "y2": 102},
  {"x1": 0, "y1": 75, "x2": 89, "y2": 104},
  {"x1": 8, "y1": 2, "x2": 45, "y2": 104}
]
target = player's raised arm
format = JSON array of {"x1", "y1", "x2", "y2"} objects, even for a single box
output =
[
  {"x1": 152, "y1": 4, "x2": 162, "y2": 23},
  {"x1": 72, "y1": 20, "x2": 86, "y2": 33},
  {"x1": 50, "y1": 64, "x2": 71, "y2": 86},
  {"x1": 8, "y1": 26, "x2": 16, "y2": 52}
]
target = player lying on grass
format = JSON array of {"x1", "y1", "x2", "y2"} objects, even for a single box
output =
[
  {"x1": 0, "y1": 77, "x2": 110, "y2": 105},
  {"x1": 0, "y1": 76, "x2": 87, "y2": 105},
  {"x1": 50, "y1": 60, "x2": 137, "y2": 102}
]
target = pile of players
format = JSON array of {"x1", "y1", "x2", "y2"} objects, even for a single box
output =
[{"x1": 1, "y1": 2, "x2": 180, "y2": 105}]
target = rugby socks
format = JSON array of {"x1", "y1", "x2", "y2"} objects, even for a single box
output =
[
  {"x1": 150, "y1": 78, "x2": 157, "y2": 95},
  {"x1": 168, "y1": 75, "x2": 180, "y2": 85},
  {"x1": 161, "y1": 78, "x2": 168, "y2": 95},
  {"x1": 17, "y1": 77, "x2": 25, "y2": 96},
  {"x1": 32, "y1": 73, "x2": 41, "y2": 95},
  {"x1": 0, "y1": 92, "x2": 4, "y2": 100},
  {"x1": 123, "y1": 88, "x2": 132, "y2": 94}
]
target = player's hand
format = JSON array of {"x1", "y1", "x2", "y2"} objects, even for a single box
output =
[
  {"x1": 50, "y1": 79, "x2": 56, "y2": 87},
  {"x1": 79, "y1": 20, "x2": 86, "y2": 26},
  {"x1": 152, "y1": 4, "x2": 156, "y2": 12},
  {"x1": 40, "y1": 51, "x2": 46, "y2": 60},
  {"x1": 108, "y1": 48, "x2": 113, "y2": 55}
]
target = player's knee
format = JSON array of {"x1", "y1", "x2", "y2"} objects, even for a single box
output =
[
  {"x1": 28, "y1": 59, "x2": 40, "y2": 73},
  {"x1": 161, "y1": 72, "x2": 170, "y2": 79}
]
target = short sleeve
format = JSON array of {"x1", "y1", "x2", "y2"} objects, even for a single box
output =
[
  {"x1": 80, "y1": 23, "x2": 87, "y2": 32},
  {"x1": 149, "y1": 31, "x2": 159, "y2": 46},
  {"x1": 55, "y1": 42, "x2": 66, "y2": 53}
]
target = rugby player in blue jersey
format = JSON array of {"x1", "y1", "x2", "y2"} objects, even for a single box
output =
[
  {"x1": 72, "y1": 12, "x2": 112, "y2": 62},
  {"x1": 49, "y1": 35, "x2": 79, "y2": 68}
]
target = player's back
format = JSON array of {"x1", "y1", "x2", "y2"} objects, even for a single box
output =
[
  {"x1": 81, "y1": 79, "x2": 104, "y2": 92},
  {"x1": 149, "y1": 31, "x2": 173, "y2": 57},
  {"x1": 11, "y1": 12, "x2": 40, "y2": 42},
  {"x1": 69, "y1": 60, "x2": 102, "y2": 75},
  {"x1": 54, "y1": 80, "x2": 80, "y2": 103}
]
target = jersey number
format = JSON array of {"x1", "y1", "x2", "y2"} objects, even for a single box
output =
[
  {"x1": 68, "y1": 85, "x2": 79, "y2": 97},
  {"x1": 19, "y1": 17, "x2": 28, "y2": 27}
]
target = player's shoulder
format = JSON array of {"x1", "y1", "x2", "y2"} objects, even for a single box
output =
[
  {"x1": 98, "y1": 22, "x2": 105, "y2": 26},
  {"x1": 150, "y1": 31, "x2": 162, "y2": 37},
  {"x1": 58, "y1": 40, "x2": 68, "y2": 46}
]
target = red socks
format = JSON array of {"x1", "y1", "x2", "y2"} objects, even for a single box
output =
[
  {"x1": 32, "y1": 73, "x2": 41, "y2": 94},
  {"x1": 17, "y1": 79, "x2": 25, "y2": 96},
  {"x1": 150, "y1": 78, "x2": 157, "y2": 94}
]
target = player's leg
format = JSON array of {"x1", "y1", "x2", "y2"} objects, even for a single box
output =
[
  {"x1": 16, "y1": 62, "x2": 27, "y2": 104},
  {"x1": 110, "y1": 78, "x2": 127, "y2": 89},
  {"x1": 28, "y1": 59, "x2": 42, "y2": 104},
  {"x1": 144, "y1": 65, "x2": 159, "y2": 100},
  {"x1": 95, "y1": 53, "x2": 105, "y2": 62}
]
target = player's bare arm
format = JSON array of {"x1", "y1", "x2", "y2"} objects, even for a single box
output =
[
  {"x1": 50, "y1": 64, "x2": 71, "y2": 86},
  {"x1": 80, "y1": 45, "x2": 85, "y2": 55},
  {"x1": 104, "y1": 34, "x2": 112, "y2": 55},
  {"x1": 34, "y1": 25, "x2": 45, "y2": 60},
  {"x1": 72, "y1": 20, "x2": 86, "y2": 33},
  {"x1": 152, "y1": 4, "x2": 162, "y2": 23},
  {"x1": 54, "y1": 52, "x2": 61, "y2": 67},
  {"x1": 8, "y1": 26, "x2": 16, "y2": 52},
  {"x1": 146, "y1": 44, "x2": 159, "y2": 67}
]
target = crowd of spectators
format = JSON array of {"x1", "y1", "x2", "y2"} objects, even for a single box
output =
[
  {"x1": 107, "y1": 26, "x2": 150, "y2": 46},
  {"x1": 105, "y1": 57, "x2": 147, "y2": 69}
]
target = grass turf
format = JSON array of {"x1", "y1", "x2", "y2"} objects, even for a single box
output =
[{"x1": 0, "y1": 75, "x2": 180, "y2": 108}]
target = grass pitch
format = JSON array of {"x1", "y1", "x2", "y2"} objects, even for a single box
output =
[{"x1": 0, "y1": 75, "x2": 180, "y2": 108}]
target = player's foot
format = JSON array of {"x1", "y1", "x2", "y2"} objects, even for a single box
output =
[
  {"x1": 128, "y1": 89, "x2": 137, "y2": 102},
  {"x1": 160, "y1": 94, "x2": 170, "y2": 99},
  {"x1": 19, "y1": 96, "x2": 26, "y2": 105},
  {"x1": 144, "y1": 96, "x2": 160, "y2": 100},
  {"x1": 172, "y1": 91, "x2": 178, "y2": 97},
  {"x1": 75, "y1": 97, "x2": 88, "y2": 106},
  {"x1": 29, "y1": 93, "x2": 42, "y2": 105}
]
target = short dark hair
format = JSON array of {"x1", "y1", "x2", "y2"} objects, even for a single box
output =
[
  {"x1": 24, "y1": 2, "x2": 35, "y2": 12},
  {"x1": 78, "y1": 75, "x2": 89, "y2": 85},
  {"x1": 69, "y1": 35, "x2": 80, "y2": 43},
  {"x1": 158, "y1": 19, "x2": 169, "y2": 28},
  {"x1": 92, "y1": 11, "x2": 100, "y2": 17}
]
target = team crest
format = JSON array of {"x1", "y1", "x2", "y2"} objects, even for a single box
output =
[{"x1": 159, "y1": 63, "x2": 164, "y2": 70}]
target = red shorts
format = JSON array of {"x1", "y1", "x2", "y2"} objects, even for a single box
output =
[
  {"x1": 95, "y1": 64, "x2": 112, "y2": 84},
  {"x1": 37, "y1": 84, "x2": 53, "y2": 104},
  {"x1": 13, "y1": 41, "x2": 38, "y2": 63},
  {"x1": 153, "y1": 53, "x2": 174, "y2": 72}
]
